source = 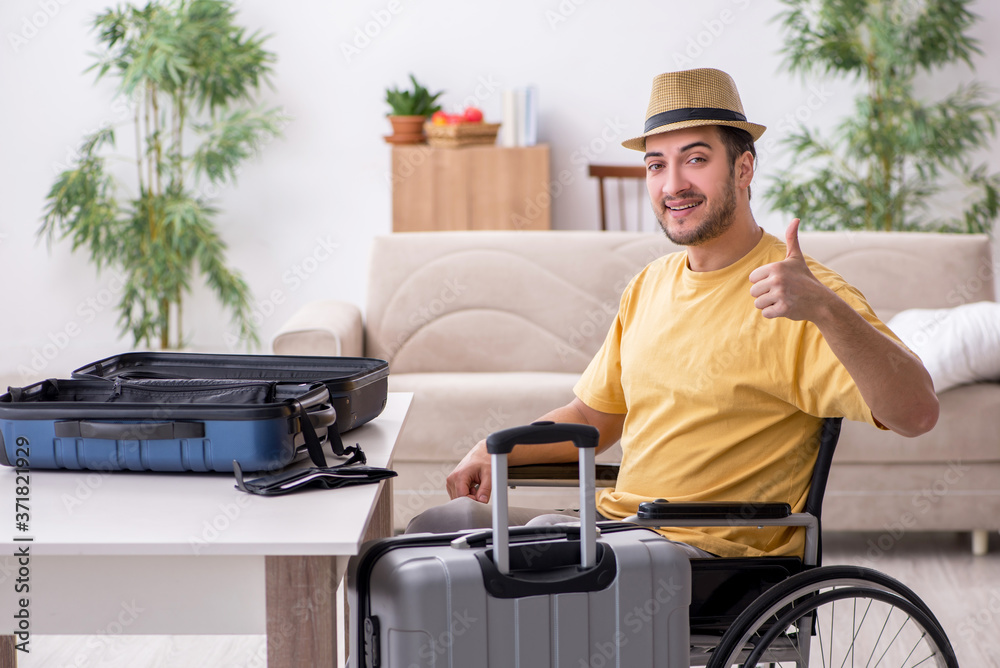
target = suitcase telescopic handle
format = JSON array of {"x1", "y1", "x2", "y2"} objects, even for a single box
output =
[
  {"x1": 485, "y1": 422, "x2": 599, "y2": 455},
  {"x1": 485, "y1": 421, "x2": 600, "y2": 575}
]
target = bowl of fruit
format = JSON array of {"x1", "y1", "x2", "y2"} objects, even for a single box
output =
[{"x1": 425, "y1": 107, "x2": 501, "y2": 147}]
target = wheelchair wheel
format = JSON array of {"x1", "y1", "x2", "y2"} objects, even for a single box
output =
[{"x1": 706, "y1": 565, "x2": 958, "y2": 668}]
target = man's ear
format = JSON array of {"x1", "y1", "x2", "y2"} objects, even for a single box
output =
[{"x1": 736, "y1": 150, "x2": 754, "y2": 189}]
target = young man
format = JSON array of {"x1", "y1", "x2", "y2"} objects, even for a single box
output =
[{"x1": 407, "y1": 68, "x2": 938, "y2": 558}]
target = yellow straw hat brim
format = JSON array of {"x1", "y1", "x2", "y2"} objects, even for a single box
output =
[{"x1": 622, "y1": 68, "x2": 766, "y2": 151}]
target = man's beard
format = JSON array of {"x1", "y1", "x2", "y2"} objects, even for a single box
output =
[{"x1": 654, "y1": 177, "x2": 737, "y2": 247}]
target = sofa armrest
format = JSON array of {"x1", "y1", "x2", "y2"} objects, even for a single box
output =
[{"x1": 271, "y1": 300, "x2": 364, "y2": 357}]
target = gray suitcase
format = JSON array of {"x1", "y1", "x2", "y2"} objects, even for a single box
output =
[{"x1": 347, "y1": 422, "x2": 692, "y2": 667}]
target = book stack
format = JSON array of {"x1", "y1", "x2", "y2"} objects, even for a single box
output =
[{"x1": 499, "y1": 86, "x2": 537, "y2": 147}]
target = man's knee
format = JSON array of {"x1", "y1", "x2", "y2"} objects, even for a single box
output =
[
  {"x1": 524, "y1": 512, "x2": 581, "y2": 527},
  {"x1": 405, "y1": 496, "x2": 492, "y2": 534}
]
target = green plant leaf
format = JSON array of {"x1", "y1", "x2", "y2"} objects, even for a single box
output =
[
  {"x1": 385, "y1": 73, "x2": 443, "y2": 116},
  {"x1": 767, "y1": 0, "x2": 1000, "y2": 234},
  {"x1": 41, "y1": 0, "x2": 285, "y2": 349},
  {"x1": 191, "y1": 106, "x2": 287, "y2": 185},
  {"x1": 40, "y1": 127, "x2": 121, "y2": 267}
]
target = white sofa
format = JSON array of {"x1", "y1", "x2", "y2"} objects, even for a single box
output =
[{"x1": 273, "y1": 231, "x2": 1000, "y2": 552}]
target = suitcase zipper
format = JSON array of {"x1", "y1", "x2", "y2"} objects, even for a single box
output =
[
  {"x1": 105, "y1": 378, "x2": 122, "y2": 402},
  {"x1": 115, "y1": 380, "x2": 279, "y2": 403},
  {"x1": 117, "y1": 380, "x2": 274, "y2": 391}
]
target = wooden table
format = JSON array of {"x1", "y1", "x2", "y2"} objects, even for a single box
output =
[{"x1": 0, "y1": 393, "x2": 412, "y2": 667}]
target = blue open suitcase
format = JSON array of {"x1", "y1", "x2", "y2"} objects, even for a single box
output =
[
  {"x1": 71, "y1": 352, "x2": 389, "y2": 435},
  {"x1": 0, "y1": 353, "x2": 389, "y2": 473}
]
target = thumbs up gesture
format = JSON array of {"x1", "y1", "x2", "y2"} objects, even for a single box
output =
[{"x1": 749, "y1": 219, "x2": 831, "y2": 322}]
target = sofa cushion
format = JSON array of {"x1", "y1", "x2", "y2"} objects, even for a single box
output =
[
  {"x1": 888, "y1": 302, "x2": 1000, "y2": 393},
  {"x1": 835, "y1": 382, "x2": 1000, "y2": 463},
  {"x1": 366, "y1": 232, "x2": 680, "y2": 373},
  {"x1": 824, "y1": 461, "x2": 1000, "y2": 532},
  {"x1": 798, "y1": 232, "x2": 995, "y2": 321},
  {"x1": 388, "y1": 371, "x2": 624, "y2": 463},
  {"x1": 388, "y1": 371, "x2": 580, "y2": 462}
]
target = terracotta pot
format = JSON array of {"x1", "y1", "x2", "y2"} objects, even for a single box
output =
[{"x1": 385, "y1": 115, "x2": 427, "y2": 144}]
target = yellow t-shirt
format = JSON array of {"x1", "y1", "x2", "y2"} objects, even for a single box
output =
[{"x1": 575, "y1": 232, "x2": 900, "y2": 558}]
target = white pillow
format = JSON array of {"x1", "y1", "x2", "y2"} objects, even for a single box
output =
[{"x1": 888, "y1": 302, "x2": 1000, "y2": 393}]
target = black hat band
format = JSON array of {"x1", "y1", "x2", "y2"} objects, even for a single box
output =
[{"x1": 644, "y1": 107, "x2": 748, "y2": 134}]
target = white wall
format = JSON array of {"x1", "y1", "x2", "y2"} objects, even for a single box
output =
[{"x1": 3, "y1": 0, "x2": 999, "y2": 384}]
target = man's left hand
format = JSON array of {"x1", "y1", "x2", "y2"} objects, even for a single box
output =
[{"x1": 749, "y1": 218, "x2": 832, "y2": 322}]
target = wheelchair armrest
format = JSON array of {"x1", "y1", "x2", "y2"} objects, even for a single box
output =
[
  {"x1": 636, "y1": 500, "x2": 792, "y2": 521},
  {"x1": 624, "y1": 506, "x2": 820, "y2": 567},
  {"x1": 507, "y1": 463, "x2": 620, "y2": 487}
]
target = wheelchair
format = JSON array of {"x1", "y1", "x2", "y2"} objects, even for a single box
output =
[{"x1": 506, "y1": 418, "x2": 960, "y2": 667}]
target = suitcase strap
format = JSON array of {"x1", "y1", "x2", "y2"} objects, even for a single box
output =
[
  {"x1": 290, "y1": 387, "x2": 352, "y2": 466},
  {"x1": 293, "y1": 397, "x2": 329, "y2": 468},
  {"x1": 235, "y1": 397, "x2": 379, "y2": 496}
]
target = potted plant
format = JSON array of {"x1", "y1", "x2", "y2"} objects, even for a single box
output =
[
  {"x1": 766, "y1": 0, "x2": 1000, "y2": 233},
  {"x1": 384, "y1": 74, "x2": 443, "y2": 144},
  {"x1": 39, "y1": 0, "x2": 287, "y2": 350}
]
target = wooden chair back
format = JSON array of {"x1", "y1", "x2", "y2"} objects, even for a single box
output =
[{"x1": 588, "y1": 164, "x2": 649, "y2": 231}]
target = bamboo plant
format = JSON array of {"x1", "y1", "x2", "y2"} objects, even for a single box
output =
[
  {"x1": 767, "y1": 0, "x2": 1000, "y2": 233},
  {"x1": 40, "y1": 0, "x2": 286, "y2": 349}
]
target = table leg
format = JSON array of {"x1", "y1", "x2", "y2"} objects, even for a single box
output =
[
  {"x1": 267, "y1": 480, "x2": 394, "y2": 668},
  {"x1": 266, "y1": 555, "x2": 343, "y2": 668},
  {"x1": 363, "y1": 479, "x2": 395, "y2": 544},
  {"x1": 345, "y1": 480, "x2": 395, "y2": 655},
  {"x1": 0, "y1": 635, "x2": 15, "y2": 668}
]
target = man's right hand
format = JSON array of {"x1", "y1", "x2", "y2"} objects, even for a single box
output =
[
  {"x1": 446, "y1": 439, "x2": 492, "y2": 503},
  {"x1": 445, "y1": 398, "x2": 624, "y2": 504}
]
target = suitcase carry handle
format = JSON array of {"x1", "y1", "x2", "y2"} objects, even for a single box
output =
[
  {"x1": 282, "y1": 384, "x2": 351, "y2": 466},
  {"x1": 53, "y1": 420, "x2": 206, "y2": 440},
  {"x1": 281, "y1": 383, "x2": 329, "y2": 410},
  {"x1": 288, "y1": 384, "x2": 338, "y2": 431},
  {"x1": 485, "y1": 421, "x2": 599, "y2": 575},
  {"x1": 450, "y1": 523, "x2": 588, "y2": 550},
  {"x1": 303, "y1": 403, "x2": 337, "y2": 430}
]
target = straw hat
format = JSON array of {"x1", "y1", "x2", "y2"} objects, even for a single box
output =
[{"x1": 622, "y1": 68, "x2": 766, "y2": 151}]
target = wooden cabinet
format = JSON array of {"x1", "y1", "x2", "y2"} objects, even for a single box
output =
[{"x1": 390, "y1": 144, "x2": 551, "y2": 232}]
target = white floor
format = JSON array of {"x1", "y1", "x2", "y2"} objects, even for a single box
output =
[
  {"x1": 823, "y1": 530, "x2": 1000, "y2": 668},
  {"x1": 17, "y1": 572, "x2": 349, "y2": 667},
  {"x1": 20, "y1": 635, "x2": 268, "y2": 668},
  {"x1": 15, "y1": 531, "x2": 999, "y2": 667}
]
